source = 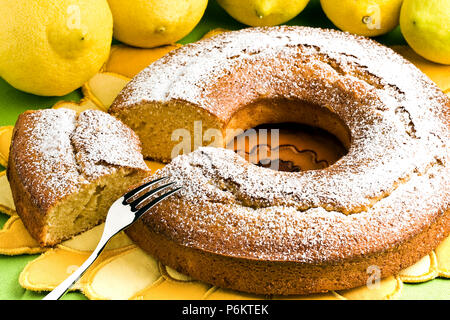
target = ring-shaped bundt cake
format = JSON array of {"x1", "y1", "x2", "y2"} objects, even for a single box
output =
[{"x1": 110, "y1": 26, "x2": 450, "y2": 295}]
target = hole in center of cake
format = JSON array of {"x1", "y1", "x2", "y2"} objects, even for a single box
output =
[
  {"x1": 228, "y1": 123, "x2": 347, "y2": 172},
  {"x1": 224, "y1": 98, "x2": 351, "y2": 172}
]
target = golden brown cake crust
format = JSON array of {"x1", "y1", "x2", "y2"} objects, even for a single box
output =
[
  {"x1": 127, "y1": 208, "x2": 449, "y2": 295},
  {"x1": 7, "y1": 109, "x2": 149, "y2": 246},
  {"x1": 114, "y1": 26, "x2": 450, "y2": 294}
]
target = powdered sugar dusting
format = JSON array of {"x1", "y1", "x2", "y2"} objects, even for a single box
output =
[
  {"x1": 11, "y1": 109, "x2": 82, "y2": 211},
  {"x1": 10, "y1": 109, "x2": 148, "y2": 211},
  {"x1": 72, "y1": 110, "x2": 148, "y2": 179},
  {"x1": 149, "y1": 146, "x2": 448, "y2": 262},
  {"x1": 123, "y1": 26, "x2": 450, "y2": 262},
  {"x1": 113, "y1": 26, "x2": 447, "y2": 129}
]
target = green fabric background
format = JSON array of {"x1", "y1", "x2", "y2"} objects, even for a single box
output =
[{"x1": 0, "y1": 0, "x2": 448, "y2": 300}]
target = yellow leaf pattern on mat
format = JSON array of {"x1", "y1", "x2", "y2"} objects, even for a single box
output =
[
  {"x1": 335, "y1": 276, "x2": 403, "y2": 300},
  {"x1": 82, "y1": 72, "x2": 130, "y2": 111},
  {"x1": 52, "y1": 98, "x2": 102, "y2": 113},
  {"x1": 0, "y1": 215, "x2": 44, "y2": 255},
  {"x1": 60, "y1": 223, "x2": 134, "y2": 252},
  {"x1": 204, "y1": 287, "x2": 266, "y2": 300},
  {"x1": 83, "y1": 247, "x2": 160, "y2": 300},
  {"x1": 20, "y1": 246, "x2": 129, "y2": 292},
  {"x1": 436, "y1": 236, "x2": 450, "y2": 278},
  {"x1": 133, "y1": 278, "x2": 211, "y2": 300},
  {"x1": 0, "y1": 126, "x2": 13, "y2": 168},
  {"x1": 131, "y1": 264, "x2": 211, "y2": 300},
  {"x1": 399, "y1": 252, "x2": 439, "y2": 283},
  {"x1": 273, "y1": 292, "x2": 339, "y2": 300},
  {"x1": 144, "y1": 160, "x2": 166, "y2": 174},
  {"x1": 0, "y1": 171, "x2": 15, "y2": 215},
  {"x1": 201, "y1": 28, "x2": 230, "y2": 39},
  {"x1": 164, "y1": 264, "x2": 194, "y2": 281},
  {"x1": 104, "y1": 44, "x2": 181, "y2": 78}
]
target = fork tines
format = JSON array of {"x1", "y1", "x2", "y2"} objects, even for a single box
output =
[{"x1": 123, "y1": 177, "x2": 181, "y2": 214}]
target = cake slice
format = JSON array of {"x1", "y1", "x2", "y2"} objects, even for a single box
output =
[{"x1": 7, "y1": 108, "x2": 150, "y2": 246}]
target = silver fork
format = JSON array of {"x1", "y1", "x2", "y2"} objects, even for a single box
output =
[{"x1": 43, "y1": 176, "x2": 181, "y2": 300}]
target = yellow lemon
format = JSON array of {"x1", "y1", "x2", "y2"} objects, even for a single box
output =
[
  {"x1": 217, "y1": 0, "x2": 310, "y2": 26},
  {"x1": 400, "y1": 0, "x2": 450, "y2": 65},
  {"x1": 320, "y1": 0, "x2": 403, "y2": 37},
  {"x1": 107, "y1": 0, "x2": 208, "y2": 48},
  {"x1": 0, "y1": 0, "x2": 113, "y2": 96}
]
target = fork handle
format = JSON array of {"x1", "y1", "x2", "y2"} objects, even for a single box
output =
[{"x1": 42, "y1": 234, "x2": 111, "y2": 300}]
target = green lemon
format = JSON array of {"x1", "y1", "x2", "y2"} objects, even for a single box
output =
[{"x1": 400, "y1": 0, "x2": 450, "y2": 65}]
